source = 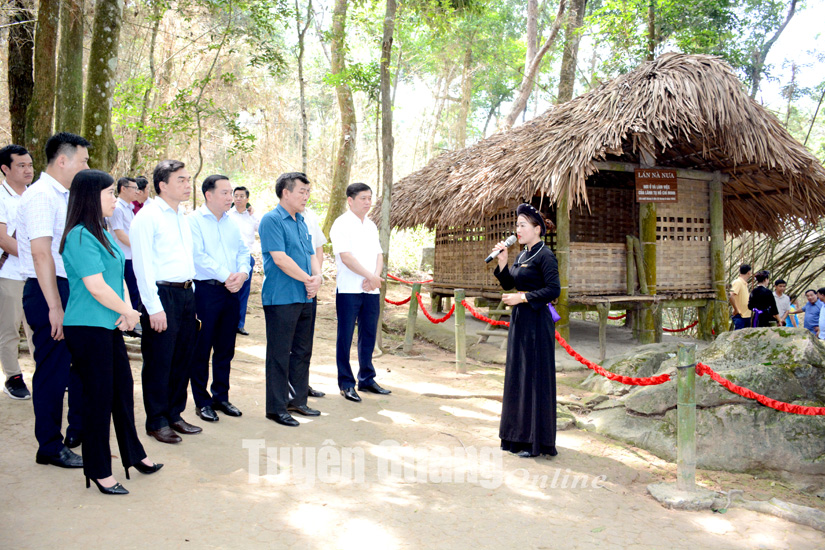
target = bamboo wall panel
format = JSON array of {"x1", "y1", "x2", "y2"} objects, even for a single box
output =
[
  {"x1": 571, "y1": 186, "x2": 637, "y2": 243},
  {"x1": 569, "y1": 242, "x2": 628, "y2": 295},
  {"x1": 656, "y1": 178, "x2": 713, "y2": 292}
]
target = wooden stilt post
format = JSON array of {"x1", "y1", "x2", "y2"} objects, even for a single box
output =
[
  {"x1": 454, "y1": 289, "x2": 466, "y2": 373},
  {"x1": 403, "y1": 282, "x2": 421, "y2": 353},
  {"x1": 677, "y1": 343, "x2": 697, "y2": 492},
  {"x1": 556, "y1": 193, "x2": 571, "y2": 341},
  {"x1": 640, "y1": 202, "x2": 657, "y2": 344},
  {"x1": 709, "y1": 172, "x2": 726, "y2": 336},
  {"x1": 597, "y1": 302, "x2": 608, "y2": 363}
]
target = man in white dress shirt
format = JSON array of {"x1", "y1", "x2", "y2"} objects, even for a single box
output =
[
  {"x1": 110, "y1": 177, "x2": 142, "y2": 333},
  {"x1": 130, "y1": 160, "x2": 201, "y2": 444},
  {"x1": 228, "y1": 186, "x2": 259, "y2": 336},
  {"x1": 189, "y1": 175, "x2": 250, "y2": 422},
  {"x1": 18, "y1": 133, "x2": 89, "y2": 467},
  {"x1": 0, "y1": 144, "x2": 35, "y2": 400},
  {"x1": 330, "y1": 182, "x2": 390, "y2": 402}
]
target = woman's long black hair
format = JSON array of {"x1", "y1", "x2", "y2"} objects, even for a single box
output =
[{"x1": 59, "y1": 169, "x2": 116, "y2": 257}]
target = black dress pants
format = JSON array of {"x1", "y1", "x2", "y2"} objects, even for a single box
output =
[
  {"x1": 22, "y1": 277, "x2": 82, "y2": 456},
  {"x1": 140, "y1": 284, "x2": 197, "y2": 431},
  {"x1": 264, "y1": 302, "x2": 314, "y2": 415},
  {"x1": 65, "y1": 326, "x2": 146, "y2": 479},
  {"x1": 191, "y1": 282, "x2": 240, "y2": 408}
]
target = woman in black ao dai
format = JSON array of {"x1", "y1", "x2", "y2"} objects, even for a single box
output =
[{"x1": 491, "y1": 204, "x2": 560, "y2": 458}]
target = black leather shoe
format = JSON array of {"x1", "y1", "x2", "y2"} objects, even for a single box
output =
[
  {"x1": 213, "y1": 400, "x2": 242, "y2": 417},
  {"x1": 266, "y1": 412, "x2": 300, "y2": 427},
  {"x1": 236, "y1": 328, "x2": 249, "y2": 336},
  {"x1": 359, "y1": 383, "x2": 391, "y2": 395},
  {"x1": 87, "y1": 477, "x2": 129, "y2": 495},
  {"x1": 308, "y1": 386, "x2": 325, "y2": 398},
  {"x1": 146, "y1": 426, "x2": 182, "y2": 444},
  {"x1": 64, "y1": 434, "x2": 82, "y2": 449},
  {"x1": 125, "y1": 461, "x2": 164, "y2": 480},
  {"x1": 197, "y1": 406, "x2": 219, "y2": 422},
  {"x1": 287, "y1": 404, "x2": 320, "y2": 416},
  {"x1": 170, "y1": 419, "x2": 202, "y2": 434},
  {"x1": 340, "y1": 387, "x2": 361, "y2": 402},
  {"x1": 36, "y1": 446, "x2": 83, "y2": 468}
]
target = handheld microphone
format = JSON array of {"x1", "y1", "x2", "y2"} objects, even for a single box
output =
[{"x1": 485, "y1": 234, "x2": 517, "y2": 263}]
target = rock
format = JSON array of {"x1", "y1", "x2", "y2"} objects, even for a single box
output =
[
  {"x1": 647, "y1": 482, "x2": 717, "y2": 511},
  {"x1": 580, "y1": 327, "x2": 825, "y2": 474},
  {"x1": 557, "y1": 417, "x2": 574, "y2": 430},
  {"x1": 580, "y1": 343, "x2": 680, "y2": 396},
  {"x1": 583, "y1": 394, "x2": 608, "y2": 407}
]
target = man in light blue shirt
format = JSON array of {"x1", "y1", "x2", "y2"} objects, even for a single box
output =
[
  {"x1": 800, "y1": 290, "x2": 822, "y2": 336},
  {"x1": 189, "y1": 175, "x2": 250, "y2": 422},
  {"x1": 260, "y1": 172, "x2": 322, "y2": 427}
]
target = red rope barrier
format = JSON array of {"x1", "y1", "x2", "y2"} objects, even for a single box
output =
[
  {"x1": 554, "y1": 332, "x2": 672, "y2": 386},
  {"x1": 608, "y1": 314, "x2": 627, "y2": 320},
  {"x1": 663, "y1": 320, "x2": 699, "y2": 333},
  {"x1": 385, "y1": 296, "x2": 411, "y2": 306},
  {"x1": 387, "y1": 274, "x2": 434, "y2": 285},
  {"x1": 696, "y1": 362, "x2": 825, "y2": 415},
  {"x1": 461, "y1": 300, "x2": 510, "y2": 327},
  {"x1": 415, "y1": 293, "x2": 454, "y2": 323}
]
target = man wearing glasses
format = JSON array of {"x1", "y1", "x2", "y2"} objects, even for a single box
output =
[{"x1": 110, "y1": 177, "x2": 142, "y2": 336}]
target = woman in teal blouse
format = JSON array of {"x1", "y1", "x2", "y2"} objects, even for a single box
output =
[{"x1": 59, "y1": 170, "x2": 162, "y2": 495}]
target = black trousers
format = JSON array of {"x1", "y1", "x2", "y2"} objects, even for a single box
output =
[
  {"x1": 22, "y1": 277, "x2": 82, "y2": 456},
  {"x1": 191, "y1": 282, "x2": 240, "y2": 408},
  {"x1": 124, "y1": 260, "x2": 142, "y2": 312},
  {"x1": 264, "y1": 302, "x2": 314, "y2": 415},
  {"x1": 335, "y1": 292, "x2": 380, "y2": 390},
  {"x1": 140, "y1": 285, "x2": 197, "y2": 431},
  {"x1": 65, "y1": 326, "x2": 146, "y2": 479}
]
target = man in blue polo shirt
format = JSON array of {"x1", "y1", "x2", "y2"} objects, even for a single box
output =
[
  {"x1": 800, "y1": 289, "x2": 822, "y2": 336},
  {"x1": 259, "y1": 172, "x2": 322, "y2": 427}
]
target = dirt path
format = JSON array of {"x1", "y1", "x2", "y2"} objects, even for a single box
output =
[{"x1": 2, "y1": 278, "x2": 823, "y2": 549}]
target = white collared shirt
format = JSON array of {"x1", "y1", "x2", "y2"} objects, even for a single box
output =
[
  {"x1": 330, "y1": 209, "x2": 383, "y2": 294},
  {"x1": 303, "y1": 207, "x2": 327, "y2": 251},
  {"x1": 16, "y1": 172, "x2": 70, "y2": 279},
  {"x1": 109, "y1": 197, "x2": 135, "y2": 259},
  {"x1": 228, "y1": 206, "x2": 260, "y2": 251},
  {"x1": 189, "y1": 206, "x2": 251, "y2": 282},
  {"x1": 129, "y1": 196, "x2": 196, "y2": 315},
  {"x1": 0, "y1": 180, "x2": 25, "y2": 280}
]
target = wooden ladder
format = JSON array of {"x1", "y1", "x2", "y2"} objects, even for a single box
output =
[{"x1": 476, "y1": 299, "x2": 511, "y2": 349}]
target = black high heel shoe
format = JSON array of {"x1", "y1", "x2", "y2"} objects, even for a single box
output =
[
  {"x1": 125, "y1": 461, "x2": 164, "y2": 480},
  {"x1": 86, "y1": 477, "x2": 129, "y2": 495}
]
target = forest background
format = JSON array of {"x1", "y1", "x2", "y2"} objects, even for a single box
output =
[{"x1": 0, "y1": 0, "x2": 823, "y2": 281}]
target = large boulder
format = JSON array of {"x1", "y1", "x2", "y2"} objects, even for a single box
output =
[
  {"x1": 579, "y1": 327, "x2": 825, "y2": 474},
  {"x1": 580, "y1": 342, "x2": 680, "y2": 396}
]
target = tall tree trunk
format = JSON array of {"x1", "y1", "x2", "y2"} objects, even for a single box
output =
[
  {"x1": 322, "y1": 0, "x2": 357, "y2": 238},
  {"x1": 501, "y1": 0, "x2": 565, "y2": 130},
  {"x1": 82, "y1": 0, "x2": 124, "y2": 171},
  {"x1": 557, "y1": 0, "x2": 585, "y2": 103},
  {"x1": 296, "y1": 0, "x2": 313, "y2": 174},
  {"x1": 55, "y1": 0, "x2": 84, "y2": 134},
  {"x1": 128, "y1": 1, "x2": 163, "y2": 174},
  {"x1": 748, "y1": 0, "x2": 797, "y2": 99},
  {"x1": 25, "y1": 0, "x2": 60, "y2": 172},
  {"x1": 646, "y1": 0, "x2": 655, "y2": 61},
  {"x1": 8, "y1": 0, "x2": 35, "y2": 146},
  {"x1": 377, "y1": 0, "x2": 397, "y2": 350},
  {"x1": 455, "y1": 44, "x2": 473, "y2": 149}
]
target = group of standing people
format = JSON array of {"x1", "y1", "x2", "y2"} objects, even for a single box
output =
[
  {"x1": 728, "y1": 262, "x2": 825, "y2": 336},
  {"x1": 0, "y1": 132, "x2": 396, "y2": 496}
]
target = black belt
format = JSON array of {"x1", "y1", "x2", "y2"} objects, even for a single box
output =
[
  {"x1": 157, "y1": 280, "x2": 193, "y2": 289},
  {"x1": 196, "y1": 279, "x2": 224, "y2": 286}
]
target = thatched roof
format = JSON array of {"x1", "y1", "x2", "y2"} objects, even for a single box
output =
[{"x1": 388, "y1": 53, "x2": 825, "y2": 237}]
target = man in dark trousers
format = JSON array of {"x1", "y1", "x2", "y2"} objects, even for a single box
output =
[
  {"x1": 17, "y1": 133, "x2": 90, "y2": 467},
  {"x1": 260, "y1": 172, "x2": 322, "y2": 427},
  {"x1": 189, "y1": 175, "x2": 250, "y2": 422},
  {"x1": 130, "y1": 160, "x2": 201, "y2": 444},
  {"x1": 330, "y1": 182, "x2": 390, "y2": 402}
]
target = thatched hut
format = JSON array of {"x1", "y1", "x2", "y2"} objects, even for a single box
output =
[{"x1": 388, "y1": 53, "x2": 825, "y2": 351}]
